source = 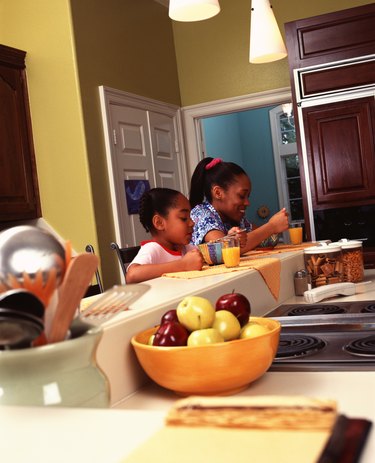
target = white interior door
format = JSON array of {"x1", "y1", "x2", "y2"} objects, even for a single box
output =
[
  {"x1": 100, "y1": 87, "x2": 188, "y2": 250},
  {"x1": 149, "y1": 111, "x2": 183, "y2": 190},
  {"x1": 110, "y1": 104, "x2": 153, "y2": 247}
]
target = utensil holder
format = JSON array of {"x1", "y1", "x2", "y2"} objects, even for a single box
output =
[{"x1": 0, "y1": 318, "x2": 110, "y2": 408}]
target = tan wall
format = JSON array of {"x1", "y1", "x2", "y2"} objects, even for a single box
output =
[
  {"x1": 0, "y1": 0, "x2": 98, "y2": 256},
  {"x1": 0, "y1": 0, "x2": 180, "y2": 288},
  {"x1": 70, "y1": 0, "x2": 180, "y2": 287},
  {"x1": 173, "y1": 0, "x2": 374, "y2": 106}
]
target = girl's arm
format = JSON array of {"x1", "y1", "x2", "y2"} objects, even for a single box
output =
[
  {"x1": 242, "y1": 208, "x2": 289, "y2": 252},
  {"x1": 126, "y1": 249, "x2": 203, "y2": 284}
]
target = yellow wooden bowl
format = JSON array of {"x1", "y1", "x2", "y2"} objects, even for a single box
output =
[{"x1": 131, "y1": 317, "x2": 281, "y2": 396}]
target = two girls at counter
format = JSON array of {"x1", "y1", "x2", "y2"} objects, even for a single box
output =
[{"x1": 126, "y1": 157, "x2": 289, "y2": 284}]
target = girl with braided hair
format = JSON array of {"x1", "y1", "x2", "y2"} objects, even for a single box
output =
[
  {"x1": 189, "y1": 157, "x2": 289, "y2": 253},
  {"x1": 126, "y1": 188, "x2": 203, "y2": 283}
]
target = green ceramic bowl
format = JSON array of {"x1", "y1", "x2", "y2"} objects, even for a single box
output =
[{"x1": 258, "y1": 233, "x2": 279, "y2": 249}]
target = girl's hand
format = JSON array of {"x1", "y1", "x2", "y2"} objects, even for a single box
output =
[
  {"x1": 268, "y1": 208, "x2": 289, "y2": 233},
  {"x1": 182, "y1": 249, "x2": 204, "y2": 270},
  {"x1": 227, "y1": 227, "x2": 247, "y2": 250}
]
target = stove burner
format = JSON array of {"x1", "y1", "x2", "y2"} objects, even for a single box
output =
[
  {"x1": 276, "y1": 334, "x2": 326, "y2": 359},
  {"x1": 361, "y1": 304, "x2": 375, "y2": 314},
  {"x1": 344, "y1": 335, "x2": 375, "y2": 357},
  {"x1": 287, "y1": 305, "x2": 346, "y2": 316}
]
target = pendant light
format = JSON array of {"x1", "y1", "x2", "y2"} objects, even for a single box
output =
[
  {"x1": 249, "y1": 0, "x2": 287, "y2": 64},
  {"x1": 169, "y1": 0, "x2": 221, "y2": 22}
]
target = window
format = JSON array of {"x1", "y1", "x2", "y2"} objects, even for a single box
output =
[{"x1": 269, "y1": 106, "x2": 304, "y2": 234}]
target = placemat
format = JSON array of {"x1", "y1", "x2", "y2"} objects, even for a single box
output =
[
  {"x1": 163, "y1": 257, "x2": 281, "y2": 300},
  {"x1": 244, "y1": 242, "x2": 316, "y2": 258}
]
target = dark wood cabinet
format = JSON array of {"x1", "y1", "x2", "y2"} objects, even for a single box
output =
[
  {"x1": 285, "y1": 4, "x2": 375, "y2": 267},
  {"x1": 303, "y1": 96, "x2": 375, "y2": 210},
  {"x1": 0, "y1": 44, "x2": 41, "y2": 222}
]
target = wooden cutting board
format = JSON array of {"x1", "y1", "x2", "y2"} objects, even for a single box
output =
[{"x1": 123, "y1": 425, "x2": 331, "y2": 463}]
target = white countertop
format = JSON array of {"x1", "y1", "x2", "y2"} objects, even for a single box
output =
[
  {"x1": 2, "y1": 371, "x2": 374, "y2": 463},
  {"x1": 111, "y1": 268, "x2": 375, "y2": 462},
  {"x1": 2, "y1": 260, "x2": 375, "y2": 463},
  {"x1": 0, "y1": 405, "x2": 165, "y2": 463},
  {"x1": 117, "y1": 371, "x2": 375, "y2": 463}
]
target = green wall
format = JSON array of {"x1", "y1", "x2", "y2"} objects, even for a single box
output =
[{"x1": 172, "y1": 0, "x2": 373, "y2": 105}]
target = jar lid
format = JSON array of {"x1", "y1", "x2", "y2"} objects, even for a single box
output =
[
  {"x1": 304, "y1": 244, "x2": 342, "y2": 254},
  {"x1": 330, "y1": 239, "x2": 363, "y2": 249}
]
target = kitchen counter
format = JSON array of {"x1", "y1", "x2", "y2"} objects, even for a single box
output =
[
  {"x1": 97, "y1": 250, "x2": 304, "y2": 404},
  {"x1": 2, "y1": 257, "x2": 375, "y2": 462},
  {"x1": 2, "y1": 371, "x2": 374, "y2": 463},
  {"x1": 109, "y1": 268, "x2": 375, "y2": 462},
  {"x1": 116, "y1": 372, "x2": 375, "y2": 462}
]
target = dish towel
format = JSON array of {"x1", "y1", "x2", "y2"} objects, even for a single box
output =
[{"x1": 163, "y1": 257, "x2": 281, "y2": 300}]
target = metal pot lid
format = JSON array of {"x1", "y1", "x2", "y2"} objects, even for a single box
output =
[
  {"x1": 0, "y1": 316, "x2": 43, "y2": 350},
  {"x1": 0, "y1": 289, "x2": 44, "y2": 319},
  {"x1": 0, "y1": 307, "x2": 44, "y2": 325}
]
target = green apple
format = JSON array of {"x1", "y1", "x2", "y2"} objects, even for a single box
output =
[
  {"x1": 177, "y1": 296, "x2": 216, "y2": 331},
  {"x1": 212, "y1": 310, "x2": 241, "y2": 341},
  {"x1": 240, "y1": 321, "x2": 270, "y2": 339},
  {"x1": 148, "y1": 334, "x2": 155, "y2": 345},
  {"x1": 187, "y1": 328, "x2": 224, "y2": 346}
]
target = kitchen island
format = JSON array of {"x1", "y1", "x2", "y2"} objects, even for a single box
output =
[
  {"x1": 96, "y1": 249, "x2": 304, "y2": 403},
  {"x1": 1, "y1": 370, "x2": 373, "y2": 462},
  {"x1": 112, "y1": 269, "x2": 375, "y2": 462}
]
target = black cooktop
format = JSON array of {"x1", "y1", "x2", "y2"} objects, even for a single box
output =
[
  {"x1": 265, "y1": 300, "x2": 375, "y2": 371},
  {"x1": 265, "y1": 300, "x2": 375, "y2": 317}
]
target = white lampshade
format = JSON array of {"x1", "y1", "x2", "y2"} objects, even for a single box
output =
[
  {"x1": 249, "y1": 0, "x2": 287, "y2": 64},
  {"x1": 169, "y1": 0, "x2": 221, "y2": 22}
]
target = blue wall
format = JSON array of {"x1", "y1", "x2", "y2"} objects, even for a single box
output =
[
  {"x1": 201, "y1": 106, "x2": 279, "y2": 225},
  {"x1": 201, "y1": 113, "x2": 243, "y2": 165}
]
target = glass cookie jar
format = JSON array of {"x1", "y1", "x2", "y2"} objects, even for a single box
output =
[
  {"x1": 331, "y1": 239, "x2": 364, "y2": 283},
  {"x1": 304, "y1": 245, "x2": 343, "y2": 288}
]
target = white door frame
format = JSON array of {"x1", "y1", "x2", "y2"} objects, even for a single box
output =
[
  {"x1": 99, "y1": 86, "x2": 189, "y2": 249},
  {"x1": 99, "y1": 85, "x2": 292, "y2": 250},
  {"x1": 181, "y1": 87, "x2": 292, "y2": 178}
]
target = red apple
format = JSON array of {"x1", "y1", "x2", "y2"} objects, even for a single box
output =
[
  {"x1": 160, "y1": 309, "x2": 179, "y2": 325},
  {"x1": 153, "y1": 321, "x2": 188, "y2": 347},
  {"x1": 215, "y1": 292, "x2": 251, "y2": 327}
]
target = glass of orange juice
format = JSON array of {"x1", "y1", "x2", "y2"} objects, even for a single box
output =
[
  {"x1": 221, "y1": 236, "x2": 241, "y2": 268},
  {"x1": 289, "y1": 226, "x2": 303, "y2": 245}
]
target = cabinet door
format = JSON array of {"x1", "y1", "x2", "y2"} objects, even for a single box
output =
[
  {"x1": 303, "y1": 97, "x2": 375, "y2": 210},
  {"x1": 0, "y1": 45, "x2": 41, "y2": 221}
]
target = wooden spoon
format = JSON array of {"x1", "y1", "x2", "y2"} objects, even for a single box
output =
[{"x1": 47, "y1": 253, "x2": 99, "y2": 344}]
